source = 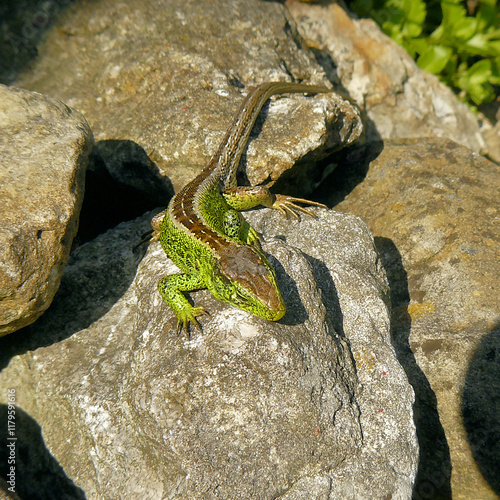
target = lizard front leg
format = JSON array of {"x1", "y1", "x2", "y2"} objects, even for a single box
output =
[
  {"x1": 157, "y1": 272, "x2": 208, "y2": 336},
  {"x1": 222, "y1": 185, "x2": 327, "y2": 220}
]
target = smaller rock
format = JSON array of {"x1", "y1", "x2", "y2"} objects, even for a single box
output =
[
  {"x1": 0, "y1": 85, "x2": 93, "y2": 336},
  {"x1": 286, "y1": 1, "x2": 487, "y2": 155}
]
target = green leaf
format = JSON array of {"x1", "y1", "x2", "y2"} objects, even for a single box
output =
[
  {"x1": 465, "y1": 34, "x2": 500, "y2": 57},
  {"x1": 452, "y1": 17, "x2": 478, "y2": 42},
  {"x1": 476, "y1": 4, "x2": 496, "y2": 31},
  {"x1": 417, "y1": 44, "x2": 453, "y2": 74},
  {"x1": 402, "y1": 0, "x2": 426, "y2": 25},
  {"x1": 466, "y1": 59, "x2": 492, "y2": 85},
  {"x1": 429, "y1": 24, "x2": 445, "y2": 43},
  {"x1": 441, "y1": 1, "x2": 467, "y2": 29},
  {"x1": 443, "y1": 53, "x2": 458, "y2": 76},
  {"x1": 489, "y1": 57, "x2": 500, "y2": 84},
  {"x1": 476, "y1": 0, "x2": 497, "y2": 7},
  {"x1": 407, "y1": 37, "x2": 429, "y2": 55},
  {"x1": 454, "y1": 58, "x2": 497, "y2": 104},
  {"x1": 402, "y1": 20, "x2": 423, "y2": 39},
  {"x1": 456, "y1": 60, "x2": 469, "y2": 75},
  {"x1": 467, "y1": 82, "x2": 493, "y2": 104},
  {"x1": 383, "y1": 21, "x2": 404, "y2": 41},
  {"x1": 485, "y1": 28, "x2": 500, "y2": 40}
]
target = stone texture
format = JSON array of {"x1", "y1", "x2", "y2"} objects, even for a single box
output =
[
  {"x1": 322, "y1": 138, "x2": 499, "y2": 499},
  {"x1": 0, "y1": 478, "x2": 20, "y2": 500},
  {"x1": 481, "y1": 118, "x2": 500, "y2": 165},
  {"x1": 0, "y1": 84, "x2": 93, "y2": 336},
  {"x1": 0, "y1": 403, "x2": 85, "y2": 500},
  {"x1": 13, "y1": 0, "x2": 362, "y2": 192},
  {"x1": 0, "y1": 209, "x2": 417, "y2": 499},
  {"x1": 286, "y1": 1, "x2": 488, "y2": 155}
]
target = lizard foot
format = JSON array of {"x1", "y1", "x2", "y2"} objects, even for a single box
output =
[
  {"x1": 272, "y1": 195, "x2": 327, "y2": 220},
  {"x1": 176, "y1": 307, "x2": 209, "y2": 338}
]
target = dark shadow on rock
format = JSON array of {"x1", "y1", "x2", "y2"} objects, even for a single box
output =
[
  {"x1": 0, "y1": 0, "x2": 76, "y2": 84},
  {"x1": 374, "y1": 237, "x2": 452, "y2": 500},
  {"x1": 315, "y1": 140, "x2": 385, "y2": 207},
  {"x1": 462, "y1": 324, "x2": 500, "y2": 495},
  {"x1": 0, "y1": 404, "x2": 86, "y2": 499},
  {"x1": 268, "y1": 243, "x2": 343, "y2": 339},
  {"x1": 0, "y1": 208, "x2": 157, "y2": 371},
  {"x1": 304, "y1": 255, "x2": 345, "y2": 340},
  {"x1": 269, "y1": 252, "x2": 308, "y2": 327},
  {"x1": 76, "y1": 139, "x2": 174, "y2": 245}
]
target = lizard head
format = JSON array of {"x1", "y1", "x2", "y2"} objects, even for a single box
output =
[{"x1": 209, "y1": 245, "x2": 286, "y2": 322}]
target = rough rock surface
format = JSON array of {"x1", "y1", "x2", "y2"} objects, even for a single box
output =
[
  {"x1": 286, "y1": 1, "x2": 487, "y2": 155},
  {"x1": 13, "y1": 0, "x2": 362, "y2": 192},
  {"x1": 323, "y1": 138, "x2": 499, "y2": 499},
  {"x1": 0, "y1": 84, "x2": 93, "y2": 336},
  {"x1": 481, "y1": 117, "x2": 500, "y2": 165},
  {"x1": 0, "y1": 209, "x2": 417, "y2": 499}
]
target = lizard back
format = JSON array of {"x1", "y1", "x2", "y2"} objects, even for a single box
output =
[{"x1": 168, "y1": 81, "x2": 330, "y2": 252}]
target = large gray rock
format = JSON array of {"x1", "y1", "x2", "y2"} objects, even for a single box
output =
[
  {"x1": 328, "y1": 138, "x2": 499, "y2": 499},
  {"x1": 0, "y1": 84, "x2": 93, "y2": 336},
  {"x1": 14, "y1": 0, "x2": 362, "y2": 192},
  {"x1": 286, "y1": 1, "x2": 488, "y2": 155},
  {"x1": 0, "y1": 208, "x2": 417, "y2": 499}
]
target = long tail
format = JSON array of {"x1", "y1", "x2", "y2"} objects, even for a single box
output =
[{"x1": 205, "y1": 81, "x2": 331, "y2": 188}]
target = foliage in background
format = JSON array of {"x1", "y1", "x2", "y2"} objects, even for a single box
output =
[{"x1": 348, "y1": 0, "x2": 500, "y2": 108}]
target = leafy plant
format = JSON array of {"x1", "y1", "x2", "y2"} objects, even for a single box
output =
[{"x1": 348, "y1": 0, "x2": 500, "y2": 107}]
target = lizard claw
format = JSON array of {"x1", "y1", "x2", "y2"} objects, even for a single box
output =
[
  {"x1": 134, "y1": 232, "x2": 151, "y2": 249},
  {"x1": 176, "y1": 307, "x2": 209, "y2": 338},
  {"x1": 151, "y1": 210, "x2": 166, "y2": 232},
  {"x1": 272, "y1": 195, "x2": 327, "y2": 220}
]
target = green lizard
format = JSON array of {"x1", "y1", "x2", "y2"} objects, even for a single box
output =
[{"x1": 153, "y1": 81, "x2": 330, "y2": 335}]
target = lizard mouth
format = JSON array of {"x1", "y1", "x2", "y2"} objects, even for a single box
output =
[{"x1": 217, "y1": 245, "x2": 286, "y2": 320}]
